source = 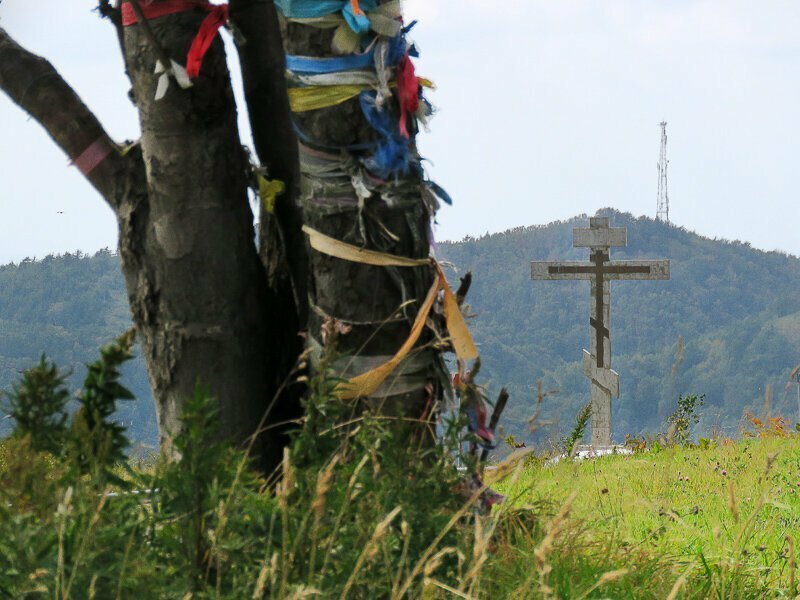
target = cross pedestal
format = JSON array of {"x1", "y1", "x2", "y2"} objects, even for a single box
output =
[{"x1": 531, "y1": 217, "x2": 670, "y2": 448}]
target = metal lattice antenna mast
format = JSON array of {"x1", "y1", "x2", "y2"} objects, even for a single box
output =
[{"x1": 656, "y1": 121, "x2": 670, "y2": 223}]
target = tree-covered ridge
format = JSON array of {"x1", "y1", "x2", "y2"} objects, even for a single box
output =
[
  {"x1": 0, "y1": 250, "x2": 155, "y2": 447},
  {"x1": 2, "y1": 210, "x2": 799, "y2": 447},
  {"x1": 439, "y1": 209, "x2": 800, "y2": 443}
]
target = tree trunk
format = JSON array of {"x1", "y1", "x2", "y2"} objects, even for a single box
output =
[
  {"x1": 281, "y1": 9, "x2": 448, "y2": 430},
  {"x1": 0, "y1": 6, "x2": 300, "y2": 472},
  {"x1": 120, "y1": 10, "x2": 283, "y2": 463},
  {"x1": 228, "y1": 0, "x2": 308, "y2": 459}
]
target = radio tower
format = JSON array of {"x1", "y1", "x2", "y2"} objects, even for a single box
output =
[{"x1": 656, "y1": 121, "x2": 670, "y2": 223}]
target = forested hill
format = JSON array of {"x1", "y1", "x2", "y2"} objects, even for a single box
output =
[
  {"x1": 0, "y1": 251, "x2": 156, "y2": 447},
  {"x1": 1, "y1": 210, "x2": 799, "y2": 447},
  {"x1": 439, "y1": 210, "x2": 800, "y2": 443}
]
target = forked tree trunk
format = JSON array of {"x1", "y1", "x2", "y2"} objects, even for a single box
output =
[{"x1": 0, "y1": 6, "x2": 301, "y2": 472}]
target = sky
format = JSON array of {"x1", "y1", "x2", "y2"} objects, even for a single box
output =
[{"x1": 2, "y1": 0, "x2": 800, "y2": 264}]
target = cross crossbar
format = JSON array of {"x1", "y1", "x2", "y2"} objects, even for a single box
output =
[{"x1": 531, "y1": 260, "x2": 670, "y2": 281}]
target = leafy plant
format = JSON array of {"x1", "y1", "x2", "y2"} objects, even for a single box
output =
[
  {"x1": 67, "y1": 329, "x2": 136, "y2": 484},
  {"x1": 3, "y1": 355, "x2": 70, "y2": 455},
  {"x1": 3, "y1": 329, "x2": 136, "y2": 490},
  {"x1": 561, "y1": 402, "x2": 591, "y2": 455},
  {"x1": 666, "y1": 393, "x2": 705, "y2": 445}
]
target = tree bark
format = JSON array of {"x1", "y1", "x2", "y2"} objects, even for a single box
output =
[
  {"x1": 1, "y1": 11, "x2": 293, "y2": 472},
  {"x1": 119, "y1": 8, "x2": 286, "y2": 467},
  {"x1": 228, "y1": 0, "x2": 307, "y2": 457},
  {"x1": 282, "y1": 10, "x2": 447, "y2": 430}
]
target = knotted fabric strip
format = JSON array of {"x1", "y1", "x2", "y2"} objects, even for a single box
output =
[
  {"x1": 121, "y1": 0, "x2": 228, "y2": 78},
  {"x1": 302, "y1": 226, "x2": 478, "y2": 399},
  {"x1": 275, "y1": 0, "x2": 375, "y2": 33}
]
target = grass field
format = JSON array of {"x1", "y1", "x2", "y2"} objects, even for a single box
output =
[
  {"x1": 485, "y1": 435, "x2": 800, "y2": 598},
  {"x1": 3, "y1": 386, "x2": 800, "y2": 598}
]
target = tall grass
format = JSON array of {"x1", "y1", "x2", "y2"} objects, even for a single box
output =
[{"x1": 2, "y1": 335, "x2": 799, "y2": 597}]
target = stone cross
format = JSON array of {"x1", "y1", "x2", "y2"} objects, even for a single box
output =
[{"x1": 531, "y1": 217, "x2": 670, "y2": 448}]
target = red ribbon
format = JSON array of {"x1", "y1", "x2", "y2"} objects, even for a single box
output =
[
  {"x1": 121, "y1": 1, "x2": 228, "y2": 79},
  {"x1": 185, "y1": 5, "x2": 228, "y2": 77},
  {"x1": 396, "y1": 53, "x2": 420, "y2": 139}
]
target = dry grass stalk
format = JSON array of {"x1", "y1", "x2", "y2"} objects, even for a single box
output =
[
  {"x1": 665, "y1": 567, "x2": 691, "y2": 600},
  {"x1": 426, "y1": 578, "x2": 475, "y2": 599},
  {"x1": 306, "y1": 454, "x2": 340, "y2": 579},
  {"x1": 279, "y1": 447, "x2": 293, "y2": 597},
  {"x1": 764, "y1": 452, "x2": 777, "y2": 476},
  {"x1": 312, "y1": 455, "x2": 339, "y2": 522},
  {"x1": 423, "y1": 547, "x2": 457, "y2": 578},
  {"x1": 320, "y1": 454, "x2": 371, "y2": 580},
  {"x1": 390, "y1": 519, "x2": 412, "y2": 597},
  {"x1": 535, "y1": 492, "x2": 577, "y2": 566},
  {"x1": 339, "y1": 506, "x2": 402, "y2": 599},
  {"x1": 597, "y1": 568, "x2": 628, "y2": 584},
  {"x1": 270, "y1": 552, "x2": 279, "y2": 591},
  {"x1": 395, "y1": 477, "x2": 493, "y2": 598},
  {"x1": 64, "y1": 488, "x2": 111, "y2": 598},
  {"x1": 277, "y1": 447, "x2": 295, "y2": 509},
  {"x1": 788, "y1": 535, "x2": 796, "y2": 597},
  {"x1": 397, "y1": 446, "x2": 536, "y2": 598},
  {"x1": 522, "y1": 491, "x2": 578, "y2": 599},
  {"x1": 252, "y1": 553, "x2": 274, "y2": 599},
  {"x1": 287, "y1": 586, "x2": 322, "y2": 598},
  {"x1": 484, "y1": 447, "x2": 534, "y2": 487},
  {"x1": 575, "y1": 568, "x2": 629, "y2": 600},
  {"x1": 88, "y1": 574, "x2": 98, "y2": 600},
  {"x1": 460, "y1": 516, "x2": 493, "y2": 593},
  {"x1": 727, "y1": 481, "x2": 739, "y2": 523},
  {"x1": 55, "y1": 486, "x2": 74, "y2": 599}
]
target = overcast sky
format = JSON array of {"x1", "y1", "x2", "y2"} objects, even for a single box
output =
[{"x1": 2, "y1": 1, "x2": 799, "y2": 264}]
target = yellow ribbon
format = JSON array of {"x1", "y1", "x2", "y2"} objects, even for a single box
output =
[
  {"x1": 302, "y1": 226, "x2": 478, "y2": 398},
  {"x1": 303, "y1": 225, "x2": 430, "y2": 267},
  {"x1": 257, "y1": 175, "x2": 286, "y2": 214},
  {"x1": 339, "y1": 272, "x2": 441, "y2": 399},
  {"x1": 288, "y1": 78, "x2": 435, "y2": 113}
]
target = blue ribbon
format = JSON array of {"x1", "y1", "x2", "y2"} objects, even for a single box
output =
[
  {"x1": 359, "y1": 91, "x2": 415, "y2": 180},
  {"x1": 276, "y1": 0, "x2": 377, "y2": 34},
  {"x1": 426, "y1": 181, "x2": 453, "y2": 206},
  {"x1": 286, "y1": 47, "x2": 376, "y2": 75}
]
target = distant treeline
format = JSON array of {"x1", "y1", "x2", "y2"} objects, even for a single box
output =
[
  {"x1": 2, "y1": 210, "x2": 799, "y2": 447},
  {"x1": 0, "y1": 250, "x2": 156, "y2": 447}
]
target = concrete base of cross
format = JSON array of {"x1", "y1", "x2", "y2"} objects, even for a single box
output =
[
  {"x1": 573, "y1": 444, "x2": 632, "y2": 458},
  {"x1": 545, "y1": 444, "x2": 632, "y2": 466}
]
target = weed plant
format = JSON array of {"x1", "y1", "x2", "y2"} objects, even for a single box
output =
[{"x1": 0, "y1": 333, "x2": 529, "y2": 598}]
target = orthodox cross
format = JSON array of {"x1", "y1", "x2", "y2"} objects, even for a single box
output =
[{"x1": 531, "y1": 217, "x2": 670, "y2": 448}]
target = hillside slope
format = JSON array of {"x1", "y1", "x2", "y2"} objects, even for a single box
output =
[
  {"x1": 0, "y1": 251, "x2": 156, "y2": 447},
  {"x1": 1, "y1": 210, "x2": 799, "y2": 446},
  {"x1": 439, "y1": 209, "x2": 800, "y2": 443}
]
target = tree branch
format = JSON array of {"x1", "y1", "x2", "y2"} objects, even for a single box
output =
[
  {"x1": 456, "y1": 272, "x2": 473, "y2": 306},
  {"x1": 0, "y1": 26, "x2": 129, "y2": 208},
  {"x1": 228, "y1": 0, "x2": 309, "y2": 323}
]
